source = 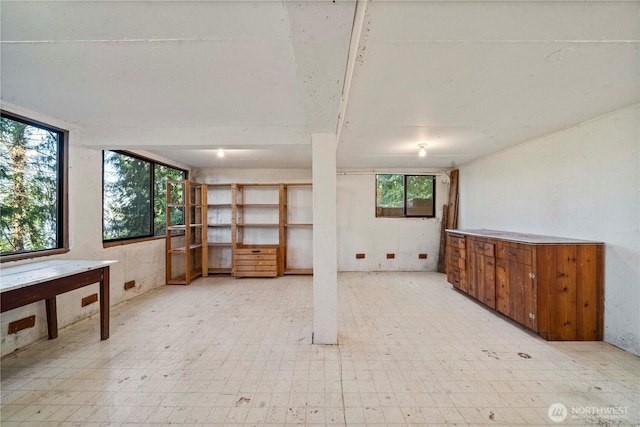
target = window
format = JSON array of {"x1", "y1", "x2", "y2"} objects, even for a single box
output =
[
  {"x1": 0, "y1": 112, "x2": 67, "y2": 260},
  {"x1": 103, "y1": 151, "x2": 186, "y2": 242},
  {"x1": 376, "y1": 174, "x2": 435, "y2": 218}
]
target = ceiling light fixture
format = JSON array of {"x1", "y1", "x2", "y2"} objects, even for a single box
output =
[
  {"x1": 217, "y1": 148, "x2": 224, "y2": 158},
  {"x1": 418, "y1": 144, "x2": 427, "y2": 157}
]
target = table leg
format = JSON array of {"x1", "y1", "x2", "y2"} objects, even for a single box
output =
[
  {"x1": 100, "y1": 267, "x2": 110, "y2": 340},
  {"x1": 45, "y1": 297, "x2": 58, "y2": 339}
]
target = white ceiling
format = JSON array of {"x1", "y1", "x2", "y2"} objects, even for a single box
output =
[{"x1": 2, "y1": 1, "x2": 638, "y2": 170}]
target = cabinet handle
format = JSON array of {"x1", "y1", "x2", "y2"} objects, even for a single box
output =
[{"x1": 252, "y1": 250, "x2": 260, "y2": 253}]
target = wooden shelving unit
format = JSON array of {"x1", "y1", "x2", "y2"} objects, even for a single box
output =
[
  {"x1": 167, "y1": 181, "x2": 312, "y2": 282},
  {"x1": 205, "y1": 184, "x2": 233, "y2": 275},
  {"x1": 232, "y1": 183, "x2": 282, "y2": 276},
  {"x1": 165, "y1": 180, "x2": 206, "y2": 285},
  {"x1": 282, "y1": 183, "x2": 313, "y2": 275}
]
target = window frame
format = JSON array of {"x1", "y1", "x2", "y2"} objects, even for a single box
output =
[
  {"x1": 375, "y1": 173, "x2": 436, "y2": 218},
  {"x1": 0, "y1": 110, "x2": 69, "y2": 262},
  {"x1": 102, "y1": 150, "x2": 187, "y2": 245}
]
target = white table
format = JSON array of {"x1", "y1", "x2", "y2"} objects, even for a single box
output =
[{"x1": 1, "y1": 260, "x2": 117, "y2": 340}]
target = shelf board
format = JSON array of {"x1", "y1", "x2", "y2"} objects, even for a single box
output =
[
  {"x1": 285, "y1": 223, "x2": 312, "y2": 227},
  {"x1": 284, "y1": 268, "x2": 313, "y2": 275},
  {"x1": 284, "y1": 183, "x2": 312, "y2": 186},
  {"x1": 208, "y1": 242, "x2": 232, "y2": 247},
  {"x1": 168, "y1": 270, "x2": 203, "y2": 285},
  {"x1": 206, "y1": 183, "x2": 232, "y2": 187},
  {"x1": 236, "y1": 223, "x2": 280, "y2": 227},
  {"x1": 207, "y1": 223, "x2": 232, "y2": 227},
  {"x1": 208, "y1": 204, "x2": 232, "y2": 207},
  {"x1": 208, "y1": 267, "x2": 232, "y2": 274},
  {"x1": 170, "y1": 243, "x2": 203, "y2": 253},
  {"x1": 167, "y1": 224, "x2": 203, "y2": 230},
  {"x1": 236, "y1": 203, "x2": 279, "y2": 207}
]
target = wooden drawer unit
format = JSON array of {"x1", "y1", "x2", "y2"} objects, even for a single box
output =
[
  {"x1": 446, "y1": 234, "x2": 468, "y2": 292},
  {"x1": 446, "y1": 229, "x2": 604, "y2": 341},
  {"x1": 233, "y1": 246, "x2": 278, "y2": 277}
]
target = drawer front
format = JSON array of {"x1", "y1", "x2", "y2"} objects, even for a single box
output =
[
  {"x1": 473, "y1": 241, "x2": 495, "y2": 257},
  {"x1": 496, "y1": 244, "x2": 532, "y2": 265},
  {"x1": 448, "y1": 235, "x2": 466, "y2": 249},
  {"x1": 449, "y1": 245, "x2": 466, "y2": 259},
  {"x1": 235, "y1": 264, "x2": 277, "y2": 272},
  {"x1": 234, "y1": 258, "x2": 277, "y2": 266},
  {"x1": 234, "y1": 254, "x2": 277, "y2": 261},
  {"x1": 234, "y1": 247, "x2": 277, "y2": 255}
]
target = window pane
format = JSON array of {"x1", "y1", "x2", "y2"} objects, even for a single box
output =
[
  {"x1": 376, "y1": 174, "x2": 404, "y2": 217},
  {"x1": 0, "y1": 117, "x2": 60, "y2": 255},
  {"x1": 154, "y1": 164, "x2": 186, "y2": 236},
  {"x1": 406, "y1": 175, "x2": 434, "y2": 216},
  {"x1": 103, "y1": 151, "x2": 151, "y2": 240}
]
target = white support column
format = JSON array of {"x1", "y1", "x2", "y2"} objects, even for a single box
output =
[{"x1": 312, "y1": 133, "x2": 338, "y2": 344}]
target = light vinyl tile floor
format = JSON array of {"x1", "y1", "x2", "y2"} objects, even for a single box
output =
[{"x1": 1, "y1": 272, "x2": 638, "y2": 426}]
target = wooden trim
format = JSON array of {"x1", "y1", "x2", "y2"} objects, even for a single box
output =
[
  {"x1": 103, "y1": 235, "x2": 164, "y2": 248},
  {"x1": 1, "y1": 248, "x2": 69, "y2": 263}
]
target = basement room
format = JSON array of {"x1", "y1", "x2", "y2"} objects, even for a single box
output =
[{"x1": 1, "y1": 1, "x2": 638, "y2": 425}]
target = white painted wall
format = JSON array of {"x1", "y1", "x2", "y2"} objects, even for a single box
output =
[
  {"x1": 0, "y1": 103, "x2": 188, "y2": 357},
  {"x1": 337, "y1": 171, "x2": 448, "y2": 271},
  {"x1": 458, "y1": 104, "x2": 640, "y2": 356}
]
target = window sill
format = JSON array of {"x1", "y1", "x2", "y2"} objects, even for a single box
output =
[
  {"x1": 0, "y1": 248, "x2": 70, "y2": 264},
  {"x1": 103, "y1": 235, "x2": 166, "y2": 248}
]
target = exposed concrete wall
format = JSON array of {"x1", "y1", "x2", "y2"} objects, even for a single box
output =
[
  {"x1": 458, "y1": 104, "x2": 640, "y2": 356},
  {"x1": 0, "y1": 103, "x2": 188, "y2": 357}
]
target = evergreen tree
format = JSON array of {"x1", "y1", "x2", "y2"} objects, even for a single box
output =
[{"x1": 0, "y1": 117, "x2": 59, "y2": 255}]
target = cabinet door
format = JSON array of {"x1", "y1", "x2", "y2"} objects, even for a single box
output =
[
  {"x1": 506, "y1": 246, "x2": 534, "y2": 327},
  {"x1": 467, "y1": 240, "x2": 496, "y2": 308},
  {"x1": 495, "y1": 258, "x2": 509, "y2": 315},
  {"x1": 478, "y1": 252, "x2": 496, "y2": 309}
]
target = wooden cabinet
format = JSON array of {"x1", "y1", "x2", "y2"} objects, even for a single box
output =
[
  {"x1": 445, "y1": 229, "x2": 604, "y2": 341},
  {"x1": 232, "y1": 183, "x2": 282, "y2": 276},
  {"x1": 233, "y1": 246, "x2": 278, "y2": 277},
  {"x1": 165, "y1": 180, "x2": 206, "y2": 285},
  {"x1": 446, "y1": 234, "x2": 467, "y2": 292}
]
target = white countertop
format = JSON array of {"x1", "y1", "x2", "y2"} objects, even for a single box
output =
[
  {"x1": 446, "y1": 229, "x2": 604, "y2": 245},
  {"x1": 0, "y1": 260, "x2": 118, "y2": 293}
]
